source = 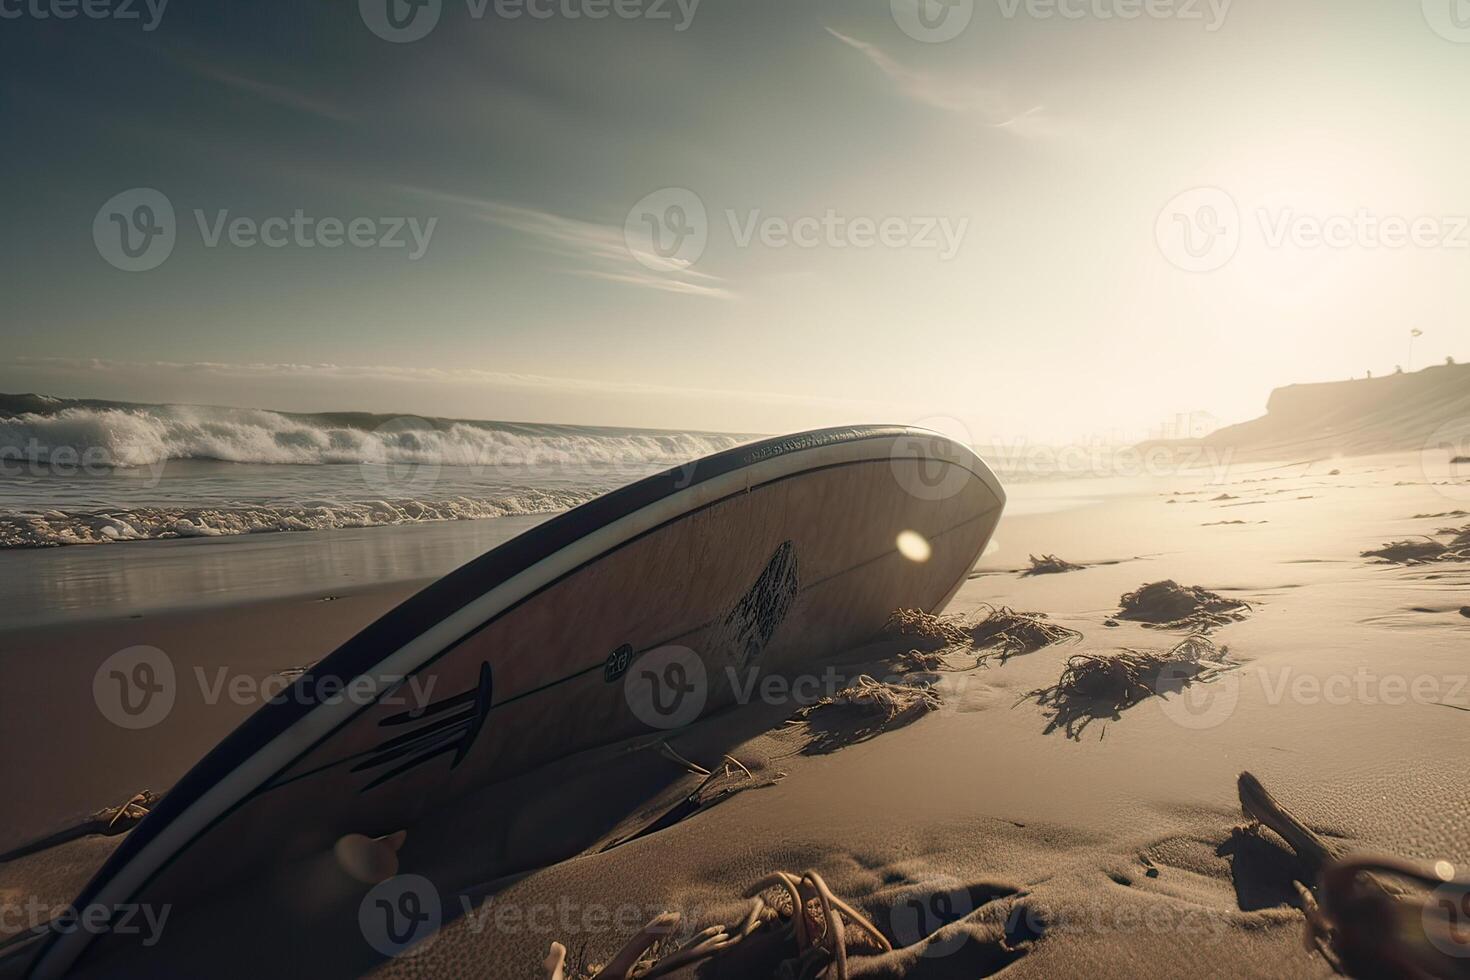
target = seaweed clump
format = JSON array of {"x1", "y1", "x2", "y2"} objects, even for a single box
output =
[
  {"x1": 1022, "y1": 637, "x2": 1233, "y2": 740},
  {"x1": 1022, "y1": 553, "x2": 1084, "y2": 577},
  {"x1": 882, "y1": 608, "x2": 973, "y2": 651},
  {"x1": 1361, "y1": 539, "x2": 1448, "y2": 564},
  {"x1": 883, "y1": 606, "x2": 1081, "y2": 667},
  {"x1": 790, "y1": 675, "x2": 940, "y2": 754},
  {"x1": 1116, "y1": 580, "x2": 1251, "y2": 632},
  {"x1": 1364, "y1": 523, "x2": 1470, "y2": 565}
]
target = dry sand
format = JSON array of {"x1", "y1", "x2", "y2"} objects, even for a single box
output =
[{"x1": 3, "y1": 449, "x2": 1469, "y2": 978}]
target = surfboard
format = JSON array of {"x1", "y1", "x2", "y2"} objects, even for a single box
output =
[{"x1": 32, "y1": 424, "x2": 1005, "y2": 977}]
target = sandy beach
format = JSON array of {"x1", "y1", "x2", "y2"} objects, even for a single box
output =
[{"x1": 3, "y1": 442, "x2": 1466, "y2": 977}]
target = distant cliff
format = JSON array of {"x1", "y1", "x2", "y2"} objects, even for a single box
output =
[{"x1": 1201, "y1": 362, "x2": 1470, "y2": 459}]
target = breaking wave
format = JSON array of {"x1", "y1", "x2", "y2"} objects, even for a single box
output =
[
  {"x1": 0, "y1": 396, "x2": 747, "y2": 469},
  {"x1": 0, "y1": 489, "x2": 604, "y2": 549},
  {"x1": 0, "y1": 394, "x2": 756, "y2": 548}
]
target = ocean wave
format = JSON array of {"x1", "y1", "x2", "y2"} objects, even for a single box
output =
[
  {"x1": 0, "y1": 489, "x2": 604, "y2": 548},
  {"x1": 0, "y1": 397, "x2": 747, "y2": 469}
]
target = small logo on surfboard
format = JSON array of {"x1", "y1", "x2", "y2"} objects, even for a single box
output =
[{"x1": 604, "y1": 644, "x2": 634, "y2": 682}]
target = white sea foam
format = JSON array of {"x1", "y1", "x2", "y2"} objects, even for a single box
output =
[
  {"x1": 0, "y1": 398, "x2": 756, "y2": 548},
  {"x1": 0, "y1": 489, "x2": 603, "y2": 548},
  {"x1": 0, "y1": 403, "x2": 745, "y2": 469}
]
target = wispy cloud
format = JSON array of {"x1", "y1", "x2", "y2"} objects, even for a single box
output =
[
  {"x1": 170, "y1": 55, "x2": 354, "y2": 123},
  {"x1": 825, "y1": 28, "x2": 1051, "y2": 134},
  {"x1": 400, "y1": 187, "x2": 734, "y2": 299}
]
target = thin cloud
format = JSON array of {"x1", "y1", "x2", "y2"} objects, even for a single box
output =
[
  {"x1": 400, "y1": 187, "x2": 734, "y2": 299},
  {"x1": 825, "y1": 28, "x2": 1049, "y2": 133},
  {"x1": 171, "y1": 55, "x2": 354, "y2": 123}
]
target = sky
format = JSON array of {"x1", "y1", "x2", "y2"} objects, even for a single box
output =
[{"x1": 2, "y1": 0, "x2": 1468, "y2": 442}]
